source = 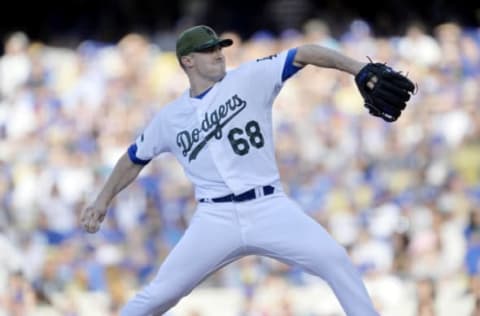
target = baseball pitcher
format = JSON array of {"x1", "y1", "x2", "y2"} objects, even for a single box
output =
[{"x1": 81, "y1": 25, "x2": 415, "y2": 315}]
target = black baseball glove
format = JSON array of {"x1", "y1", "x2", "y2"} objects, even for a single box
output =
[{"x1": 355, "y1": 61, "x2": 415, "y2": 122}]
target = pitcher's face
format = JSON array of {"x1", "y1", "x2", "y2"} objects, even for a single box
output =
[{"x1": 186, "y1": 45, "x2": 227, "y2": 82}]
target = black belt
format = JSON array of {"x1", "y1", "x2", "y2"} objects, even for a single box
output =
[{"x1": 199, "y1": 185, "x2": 275, "y2": 203}]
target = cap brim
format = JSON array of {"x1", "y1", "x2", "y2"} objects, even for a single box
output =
[
  {"x1": 194, "y1": 38, "x2": 233, "y2": 52},
  {"x1": 218, "y1": 38, "x2": 233, "y2": 47}
]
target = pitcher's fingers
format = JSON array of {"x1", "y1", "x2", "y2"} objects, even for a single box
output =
[
  {"x1": 82, "y1": 211, "x2": 96, "y2": 232},
  {"x1": 80, "y1": 207, "x2": 92, "y2": 223},
  {"x1": 85, "y1": 219, "x2": 100, "y2": 233},
  {"x1": 80, "y1": 214, "x2": 90, "y2": 228}
]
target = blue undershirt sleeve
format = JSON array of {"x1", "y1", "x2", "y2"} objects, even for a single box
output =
[
  {"x1": 127, "y1": 143, "x2": 151, "y2": 165},
  {"x1": 281, "y1": 48, "x2": 303, "y2": 82}
]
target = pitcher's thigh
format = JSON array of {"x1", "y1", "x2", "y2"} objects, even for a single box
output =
[
  {"x1": 247, "y1": 195, "x2": 349, "y2": 276},
  {"x1": 246, "y1": 195, "x2": 378, "y2": 316},
  {"x1": 121, "y1": 206, "x2": 245, "y2": 316}
]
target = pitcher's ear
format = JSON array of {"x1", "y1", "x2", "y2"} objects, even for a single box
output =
[{"x1": 180, "y1": 55, "x2": 194, "y2": 68}]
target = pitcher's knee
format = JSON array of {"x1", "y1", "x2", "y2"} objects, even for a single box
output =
[
  {"x1": 147, "y1": 281, "x2": 186, "y2": 310},
  {"x1": 121, "y1": 281, "x2": 186, "y2": 315},
  {"x1": 325, "y1": 244, "x2": 351, "y2": 270}
]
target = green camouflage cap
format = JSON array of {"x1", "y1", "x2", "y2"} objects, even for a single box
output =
[{"x1": 176, "y1": 25, "x2": 233, "y2": 58}]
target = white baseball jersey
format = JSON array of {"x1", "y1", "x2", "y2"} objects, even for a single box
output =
[{"x1": 128, "y1": 49, "x2": 301, "y2": 198}]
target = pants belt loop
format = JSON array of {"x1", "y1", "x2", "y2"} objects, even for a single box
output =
[{"x1": 256, "y1": 186, "x2": 263, "y2": 198}]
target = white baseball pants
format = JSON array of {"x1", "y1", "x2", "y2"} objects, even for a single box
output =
[{"x1": 120, "y1": 190, "x2": 378, "y2": 316}]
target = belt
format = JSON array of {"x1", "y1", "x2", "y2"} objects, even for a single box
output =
[{"x1": 198, "y1": 185, "x2": 275, "y2": 203}]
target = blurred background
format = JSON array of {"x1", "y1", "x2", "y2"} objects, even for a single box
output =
[{"x1": 1, "y1": 1, "x2": 480, "y2": 315}]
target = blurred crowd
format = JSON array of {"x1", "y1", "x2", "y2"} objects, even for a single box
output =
[{"x1": 1, "y1": 18, "x2": 480, "y2": 316}]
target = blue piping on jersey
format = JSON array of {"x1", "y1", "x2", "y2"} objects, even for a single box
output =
[
  {"x1": 128, "y1": 144, "x2": 151, "y2": 165},
  {"x1": 194, "y1": 86, "x2": 213, "y2": 99},
  {"x1": 282, "y1": 48, "x2": 303, "y2": 82}
]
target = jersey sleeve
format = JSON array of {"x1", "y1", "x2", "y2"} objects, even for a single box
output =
[
  {"x1": 282, "y1": 48, "x2": 303, "y2": 81},
  {"x1": 127, "y1": 110, "x2": 170, "y2": 165},
  {"x1": 245, "y1": 48, "x2": 303, "y2": 88}
]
